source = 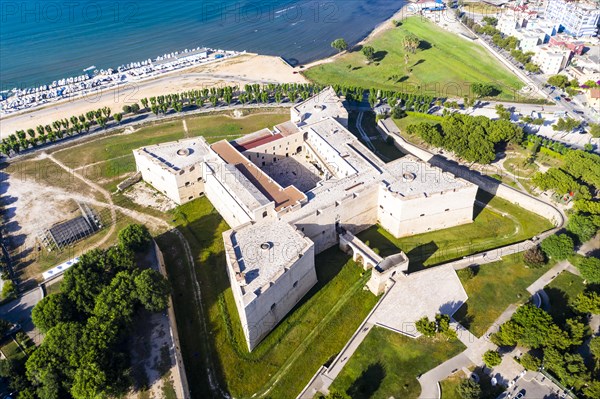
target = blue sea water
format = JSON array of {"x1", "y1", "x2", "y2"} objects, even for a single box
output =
[{"x1": 0, "y1": 0, "x2": 405, "y2": 90}]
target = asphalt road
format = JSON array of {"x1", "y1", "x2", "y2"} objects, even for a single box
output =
[{"x1": 0, "y1": 287, "x2": 43, "y2": 344}]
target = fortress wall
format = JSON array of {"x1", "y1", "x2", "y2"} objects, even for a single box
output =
[
  {"x1": 377, "y1": 119, "x2": 563, "y2": 227},
  {"x1": 242, "y1": 243, "x2": 317, "y2": 351},
  {"x1": 293, "y1": 186, "x2": 379, "y2": 254},
  {"x1": 134, "y1": 151, "x2": 185, "y2": 204},
  {"x1": 203, "y1": 167, "x2": 254, "y2": 228}
]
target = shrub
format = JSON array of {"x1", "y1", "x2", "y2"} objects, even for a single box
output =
[
  {"x1": 457, "y1": 267, "x2": 475, "y2": 280},
  {"x1": 523, "y1": 245, "x2": 546, "y2": 268},
  {"x1": 483, "y1": 350, "x2": 502, "y2": 368},
  {"x1": 391, "y1": 107, "x2": 407, "y2": 119},
  {"x1": 540, "y1": 234, "x2": 574, "y2": 260},
  {"x1": 416, "y1": 316, "x2": 437, "y2": 337}
]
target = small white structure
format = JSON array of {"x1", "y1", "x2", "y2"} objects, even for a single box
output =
[{"x1": 134, "y1": 88, "x2": 478, "y2": 351}]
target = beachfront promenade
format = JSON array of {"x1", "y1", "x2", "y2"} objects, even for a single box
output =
[{"x1": 0, "y1": 47, "x2": 243, "y2": 116}]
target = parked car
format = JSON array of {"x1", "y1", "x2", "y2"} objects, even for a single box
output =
[
  {"x1": 554, "y1": 96, "x2": 561, "y2": 101},
  {"x1": 514, "y1": 390, "x2": 526, "y2": 399},
  {"x1": 574, "y1": 110, "x2": 584, "y2": 114},
  {"x1": 565, "y1": 98, "x2": 572, "y2": 102}
]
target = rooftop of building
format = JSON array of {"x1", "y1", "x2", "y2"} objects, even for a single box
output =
[
  {"x1": 136, "y1": 137, "x2": 211, "y2": 173},
  {"x1": 211, "y1": 140, "x2": 306, "y2": 211},
  {"x1": 232, "y1": 128, "x2": 283, "y2": 152},
  {"x1": 383, "y1": 155, "x2": 470, "y2": 199},
  {"x1": 292, "y1": 86, "x2": 347, "y2": 126},
  {"x1": 229, "y1": 219, "x2": 312, "y2": 297}
]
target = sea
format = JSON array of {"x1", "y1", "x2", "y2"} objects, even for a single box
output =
[{"x1": 0, "y1": 0, "x2": 406, "y2": 91}]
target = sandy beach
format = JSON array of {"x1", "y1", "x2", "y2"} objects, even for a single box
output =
[
  {"x1": 0, "y1": 54, "x2": 307, "y2": 138},
  {"x1": 0, "y1": 1, "x2": 416, "y2": 139}
]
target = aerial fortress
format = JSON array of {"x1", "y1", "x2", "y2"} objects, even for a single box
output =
[{"x1": 133, "y1": 88, "x2": 478, "y2": 350}]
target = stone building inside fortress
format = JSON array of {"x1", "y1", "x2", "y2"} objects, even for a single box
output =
[{"x1": 133, "y1": 87, "x2": 479, "y2": 350}]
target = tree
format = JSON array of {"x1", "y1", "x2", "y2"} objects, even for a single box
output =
[
  {"x1": 416, "y1": 316, "x2": 437, "y2": 337},
  {"x1": 134, "y1": 269, "x2": 170, "y2": 312},
  {"x1": 471, "y1": 83, "x2": 497, "y2": 98},
  {"x1": 457, "y1": 378, "x2": 481, "y2": 399},
  {"x1": 403, "y1": 34, "x2": 420, "y2": 54},
  {"x1": 0, "y1": 318, "x2": 11, "y2": 337},
  {"x1": 118, "y1": 224, "x2": 152, "y2": 252},
  {"x1": 31, "y1": 293, "x2": 76, "y2": 333},
  {"x1": 523, "y1": 245, "x2": 546, "y2": 268},
  {"x1": 553, "y1": 117, "x2": 580, "y2": 132},
  {"x1": 519, "y1": 352, "x2": 541, "y2": 370},
  {"x1": 578, "y1": 257, "x2": 600, "y2": 284},
  {"x1": 361, "y1": 45, "x2": 375, "y2": 62},
  {"x1": 122, "y1": 105, "x2": 131, "y2": 114},
  {"x1": 547, "y1": 75, "x2": 569, "y2": 89},
  {"x1": 113, "y1": 112, "x2": 123, "y2": 124},
  {"x1": 573, "y1": 291, "x2": 600, "y2": 314},
  {"x1": 1, "y1": 280, "x2": 16, "y2": 300},
  {"x1": 483, "y1": 350, "x2": 502, "y2": 368},
  {"x1": 331, "y1": 38, "x2": 348, "y2": 52},
  {"x1": 540, "y1": 234, "x2": 574, "y2": 260},
  {"x1": 589, "y1": 123, "x2": 600, "y2": 138},
  {"x1": 567, "y1": 213, "x2": 600, "y2": 243}
]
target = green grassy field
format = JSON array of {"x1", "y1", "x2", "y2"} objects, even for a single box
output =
[
  {"x1": 545, "y1": 271, "x2": 586, "y2": 325},
  {"x1": 454, "y1": 253, "x2": 554, "y2": 337},
  {"x1": 303, "y1": 17, "x2": 525, "y2": 101},
  {"x1": 330, "y1": 327, "x2": 465, "y2": 399},
  {"x1": 357, "y1": 191, "x2": 553, "y2": 271},
  {"x1": 186, "y1": 111, "x2": 289, "y2": 143},
  {"x1": 158, "y1": 197, "x2": 379, "y2": 398}
]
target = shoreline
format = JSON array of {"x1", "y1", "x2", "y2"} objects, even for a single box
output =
[
  {"x1": 300, "y1": 2, "x2": 417, "y2": 70},
  {"x1": 0, "y1": 1, "x2": 414, "y2": 137}
]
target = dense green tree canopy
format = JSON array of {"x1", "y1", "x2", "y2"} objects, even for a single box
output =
[
  {"x1": 118, "y1": 224, "x2": 152, "y2": 252},
  {"x1": 540, "y1": 234, "x2": 574, "y2": 260},
  {"x1": 31, "y1": 293, "x2": 76, "y2": 333}
]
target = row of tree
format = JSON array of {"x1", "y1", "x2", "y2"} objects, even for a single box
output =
[{"x1": 0, "y1": 224, "x2": 170, "y2": 399}]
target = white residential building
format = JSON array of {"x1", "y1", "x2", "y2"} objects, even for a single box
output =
[
  {"x1": 533, "y1": 46, "x2": 572, "y2": 74},
  {"x1": 545, "y1": 0, "x2": 600, "y2": 37}
]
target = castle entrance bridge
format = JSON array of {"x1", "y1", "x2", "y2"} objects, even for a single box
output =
[{"x1": 339, "y1": 230, "x2": 383, "y2": 271}]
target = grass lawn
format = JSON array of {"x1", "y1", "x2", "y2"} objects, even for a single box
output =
[
  {"x1": 158, "y1": 197, "x2": 379, "y2": 398},
  {"x1": 0, "y1": 339, "x2": 25, "y2": 361},
  {"x1": 440, "y1": 372, "x2": 466, "y2": 399},
  {"x1": 454, "y1": 253, "x2": 553, "y2": 337},
  {"x1": 545, "y1": 271, "x2": 586, "y2": 325},
  {"x1": 52, "y1": 111, "x2": 289, "y2": 175},
  {"x1": 303, "y1": 17, "x2": 525, "y2": 101},
  {"x1": 357, "y1": 191, "x2": 553, "y2": 271},
  {"x1": 44, "y1": 279, "x2": 62, "y2": 295},
  {"x1": 440, "y1": 369, "x2": 505, "y2": 399},
  {"x1": 330, "y1": 327, "x2": 465, "y2": 399},
  {"x1": 186, "y1": 110, "x2": 289, "y2": 143},
  {"x1": 348, "y1": 111, "x2": 405, "y2": 162}
]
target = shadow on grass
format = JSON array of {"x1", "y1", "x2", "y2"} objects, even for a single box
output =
[
  {"x1": 346, "y1": 362, "x2": 386, "y2": 399},
  {"x1": 453, "y1": 302, "x2": 474, "y2": 331},
  {"x1": 373, "y1": 50, "x2": 388, "y2": 62},
  {"x1": 418, "y1": 40, "x2": 432, "y2": 50},
  {"x1": 544, "y1": 287, "x2": 574, "y2": 326},
  {"x1": 406, "y1": 241, "x2": 439, "y2": 272}
]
